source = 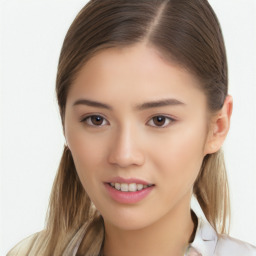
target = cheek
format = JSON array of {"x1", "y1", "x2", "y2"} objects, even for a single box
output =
[
  {"x1": 72, "y1": 140, "x2": 104, "y2": 167},
  {"x1": 68, "y1": 136, "x2": 107, "y2": 206},
  {"x1": 65, "y1": 124, "x2": 107, "y2": 185},
  {"x1": 151, "y1": 123, "x2": 207, "y2": 184}
]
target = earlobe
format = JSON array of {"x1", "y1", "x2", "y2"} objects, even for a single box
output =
[
  {"x1": 64, "y1": 136, "x2": 70, "y2": 149},
  {"x1": 204, "y1": 95, "x2": 233, "y2": 155}
]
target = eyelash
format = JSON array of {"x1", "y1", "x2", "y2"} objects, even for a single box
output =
[
  {"x1": 146, "y1": 115, "x2": 176, "y2": 128},
  {"x1": 80, "y1": 115, "x2": 109, "y2": 127},
  {"x1": 80, "y1": 114, "x2": 176, "y2": 128}
]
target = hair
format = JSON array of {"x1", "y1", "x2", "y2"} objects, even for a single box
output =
[{"x1": 28, "y1": 0, "x2": 230, "y2": 255}]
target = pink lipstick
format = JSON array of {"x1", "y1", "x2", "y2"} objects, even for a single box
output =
[{"x1": 104, "y1": 177, "x2": 155, "y2": 204}]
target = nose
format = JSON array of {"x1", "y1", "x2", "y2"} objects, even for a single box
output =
[{"x1": 107, "y1": 126, "x2": 145, "y2": 168}]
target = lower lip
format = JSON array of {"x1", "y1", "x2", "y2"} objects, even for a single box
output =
[{"x1": 104, "y1": 183, "x2": 154, "y2": 204}]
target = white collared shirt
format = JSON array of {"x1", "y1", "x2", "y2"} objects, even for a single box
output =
[{"x1": 186, "y1": 216, "x2": 256, "y2": 256}]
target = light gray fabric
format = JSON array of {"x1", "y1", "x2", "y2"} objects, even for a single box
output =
[
  {"x1": 190, "y1": 217, "x2": 256, "y2": 256},
  {"x1": 7, "y1": 233, "x2": 39, "y2": 256}
]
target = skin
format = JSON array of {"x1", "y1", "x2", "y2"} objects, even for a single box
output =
[{"x1": 64, "y1": 43, "x2": 232, "y2": 256}]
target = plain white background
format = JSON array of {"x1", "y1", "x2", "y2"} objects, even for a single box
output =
[{"x1": 1, "y1": 0, "x2": 256, "y2": 255}]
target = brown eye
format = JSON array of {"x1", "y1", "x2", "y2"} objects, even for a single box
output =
[
  {"x1": 82, "y1": 115, "x2": 108, "y2": 126},
  {"x1": 147, "y1": 115, "x2": 175, "y2": 128},
  {"x1": 152, "y1": 116, "x2": 166, "y2": 126},
  {"x1": 91, "y1": 116, "x2": 104, "y2": 125}
]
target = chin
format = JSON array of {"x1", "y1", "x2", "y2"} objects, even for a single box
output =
[
  {"x1": 105, "y1": 217, "x2": 152, "y2": 231},
  {"x1": 100, "y1": 206, "x2": 160, "y2": 231}
]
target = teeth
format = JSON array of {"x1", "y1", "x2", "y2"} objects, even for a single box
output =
[
  {"x1": 115, "y1": 183, "x2": 121, "y2": 190},
  {"x1": 128, "y1": 183, "x2": 137, "y2": 192},
  {"x1": 137, "y1": 184, "x2": 143, "y2": 191},
  {"x1": 110, "y1": 182, "x2": 152, "y2": 192},
  {"x1": 121, "y1": 183, "x2": 128, "y2": 192}
]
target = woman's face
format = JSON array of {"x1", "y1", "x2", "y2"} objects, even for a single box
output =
[{"x1": 65, "y1": 43, "x2": 210, "y2": 230}]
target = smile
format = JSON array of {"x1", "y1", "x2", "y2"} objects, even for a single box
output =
[
  {"x1": 109, "y1": 182, "x2": 153, "y2": 192},
  {"x1": 105, "y1": 180, "x2": 155, "y2": 204}
]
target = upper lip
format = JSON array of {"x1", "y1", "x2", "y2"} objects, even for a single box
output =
[{"x1": 105, "y1": 177, "x2": 154, "y2": 185}]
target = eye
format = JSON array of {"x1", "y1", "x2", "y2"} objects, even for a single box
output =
[
  {"x1": 81, "y1": 115, "x2": 108, "y2": 127},
  {"x1": 147, "y1": 115, "x2": 175, "y2": 128}
]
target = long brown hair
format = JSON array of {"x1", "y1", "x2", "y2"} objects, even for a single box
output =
[{"x1": 30, "y1": 0, "x2": 230, "y2": 255}]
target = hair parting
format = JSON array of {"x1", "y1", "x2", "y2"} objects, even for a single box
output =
[{"x1": 27, "y1": 1, "x2": 230, "y2": 255}]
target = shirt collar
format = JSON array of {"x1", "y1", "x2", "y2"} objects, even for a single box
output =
[{"x1": 188, "y1": 216, "x2": 218, "y2": 256}]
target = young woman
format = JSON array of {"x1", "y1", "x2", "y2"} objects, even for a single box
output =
[{"x1": 7, "y1": 0, "x2": 256, "y2": 255}]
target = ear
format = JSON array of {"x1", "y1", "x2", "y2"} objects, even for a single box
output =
[{"x1": 204, "y1": 95, "x2": 233, "y2": 155}]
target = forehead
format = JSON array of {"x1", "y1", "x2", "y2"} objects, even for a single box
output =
[{"x1": 67, "y1": 43, "x2": 206, "y2": 108}]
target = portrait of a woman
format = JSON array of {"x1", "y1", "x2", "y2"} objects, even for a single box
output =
[{"x1": 6, "y1": 0, "x2": 256, "y2": 255}]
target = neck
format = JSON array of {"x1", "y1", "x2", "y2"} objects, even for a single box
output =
[{"x1": 103, "y1": 200, "x2": 195, "y2": 256}]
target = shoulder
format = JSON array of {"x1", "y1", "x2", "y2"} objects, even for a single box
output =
[
  {"x1": 190, "y1": 213, "x2": 256, "y2": 256},
  {"x1": 215, "y1": 234, "x2": 256, "y2": 256},
  {"x1": 7, "y1": 233, "x2": 40, "y2": 256}
]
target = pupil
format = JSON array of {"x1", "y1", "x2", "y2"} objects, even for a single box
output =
[
  {"x1": 153, "y1": 116, "x2": 165, "y2": 126},
  {"x1": 92, "y1": 116, "x2": 103, "y2": 125}
]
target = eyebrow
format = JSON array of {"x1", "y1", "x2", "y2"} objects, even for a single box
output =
[
  {"x1": 72, "y1": 98, "x2": 185, "y2": 110},
  {"x1": 135, "y1": 98, "x2": 185, "y2": 110},
  {"x1": 73, "y1": 99, "x2": 112, "y2": 110}
]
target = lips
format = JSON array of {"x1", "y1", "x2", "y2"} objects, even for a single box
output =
[
  {"x1": 106, "y1": 177, "x2": 153, "y2": 185},
  {"x1": 104, "y1": 177, "x2": 155, "y2": 204}
]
